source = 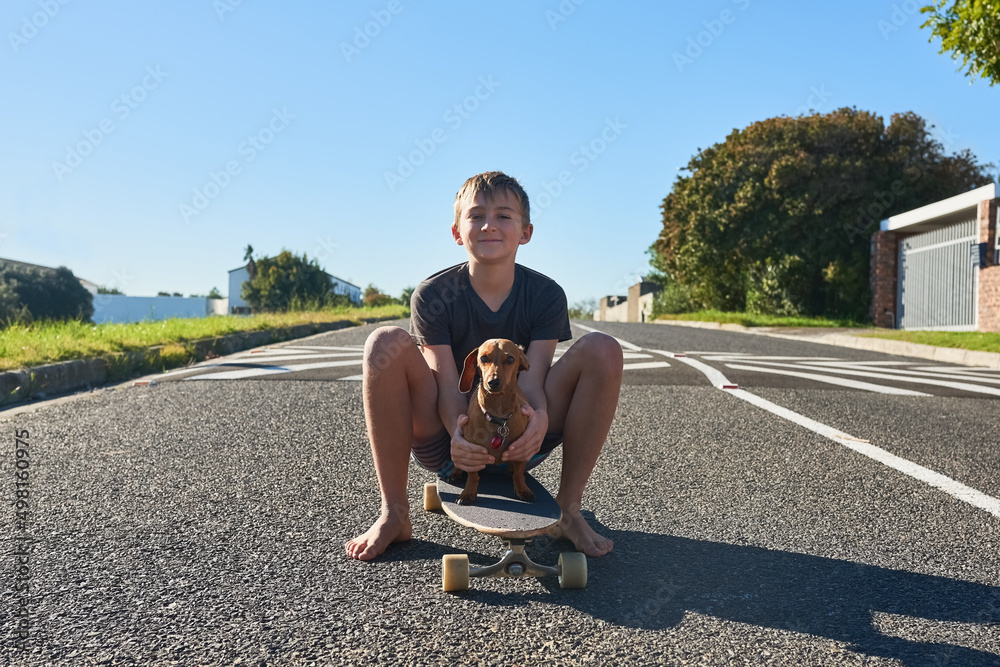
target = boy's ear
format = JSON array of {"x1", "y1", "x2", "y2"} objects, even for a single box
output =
[
  {"x1": 452, "y1": 224, "x2": 463, "y2": 245},
  {"x1": 459, "y1": 348, "x2": 479, "y2": 393},
  {"x1": 518, "y1": 223, "x2": 533, "y2": 245}
]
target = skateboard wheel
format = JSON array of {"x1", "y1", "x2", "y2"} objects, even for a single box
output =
[
  {"x1": 558, "y1": 552, "x2": 587, "y2": 589},
  {"x1": 442, "y1": 554, "x2": 470, "y2": 592},
  {"x1": 423, "y1": 482, "x2": 442, "y2": 512}
]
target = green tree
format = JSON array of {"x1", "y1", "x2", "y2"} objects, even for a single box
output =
[
  {"x1": 649, "y1": 107, "x2": 992, "y2": 320},
  {"x1": 207, "y1": 286, "x2": 223, "y2": 299},
  {"x1": 0, "y1": 263, "x2": 93, "y2": 323},
  {"x1": 568, "y1": 298, "x2": 598, "y2": 320},
  {"x1": 241, "y1": 250, "x2": 333, "y2": 312},
  {"x1": 399, "y1": 286, "x2": 415, "y2": 307},
  {"x1": 921, "y1": 0, "x2": 1000, "y2": 85},
  {"x1": 97, "y1": 286, "x2": 124, "y2": 295}
]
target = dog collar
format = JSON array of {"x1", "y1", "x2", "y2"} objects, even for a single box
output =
[{"x1": 482, "y1": 407, "x2": 512, "y2": 449}]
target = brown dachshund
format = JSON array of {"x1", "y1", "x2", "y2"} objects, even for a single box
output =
[{"x1": 451, "y1": 338, "x2": 533, "y2": 505}]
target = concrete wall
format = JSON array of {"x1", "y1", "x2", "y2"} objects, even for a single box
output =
[
  {"x1": 598, "y1": 296, "x2": 629, "y2": 322},
  {"x1": 92, "y1": 295, "x2": 226, "y2": 324}
]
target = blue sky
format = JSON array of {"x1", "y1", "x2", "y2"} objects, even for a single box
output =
[{"x1": 2, "y1": 0, "x2": 997, "y2": 306}]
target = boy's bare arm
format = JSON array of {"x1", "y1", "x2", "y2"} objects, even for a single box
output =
[
  {"x1": 503, "y1": 339, "x2": 557, "y2": 462},
  {"x1": 419, "y1": 344, "x2": 493, "y2": 471}
]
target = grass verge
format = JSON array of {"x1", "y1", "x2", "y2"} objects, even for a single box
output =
[
  {"x1": 860, "y1": 330, "x2": 1000, "y2": 354},
  {"x1": 654, "y1": 310, "x2": 869, "y2": 329},
  {"x1": 0, "y1": 305, "x2": 408, "y2": 372}
]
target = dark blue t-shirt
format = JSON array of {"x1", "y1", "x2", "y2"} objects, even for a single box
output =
[{"x1": 409, "y1": 263, "x2": 572, "y2": 373}]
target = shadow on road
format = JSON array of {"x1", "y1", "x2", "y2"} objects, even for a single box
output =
[
  {"x1": 384, "y1": 512, "x2": 999, "y2": 665},
  {"x1": 543, "y1": 518, "x2": 1000, "y2": 666}
]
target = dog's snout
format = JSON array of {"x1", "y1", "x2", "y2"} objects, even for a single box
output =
[{"x1": 487, "y1": 377, "x2": 501, "y2": 391}]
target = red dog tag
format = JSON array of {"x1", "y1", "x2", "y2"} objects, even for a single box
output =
[{"x1": 490, "y1": 435, "x2": 503, "y2": 449}]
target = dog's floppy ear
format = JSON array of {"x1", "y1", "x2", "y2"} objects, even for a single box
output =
[
  {"x1": 459, "y1": 347, "x2": 479, "y2": 393},
  {"x1": 517, "y1": 346, "x2": 530, "y2": 373}
]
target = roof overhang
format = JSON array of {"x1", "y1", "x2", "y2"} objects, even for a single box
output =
[{"x1": 880, "y1": 182, "x2": 997, "y2": 233}]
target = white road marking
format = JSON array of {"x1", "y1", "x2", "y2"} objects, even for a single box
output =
[
  {"x1": 226, "y1": 352, "x2": 363, "y2": 364},
  {"x1": 652, "y1": 350, "x2": 737, "y2": 388},
  {"x1": 788, "y1": 361, "x2": 1000, "y2": 386},
  {"x1": 616, "y1": 337, "x2": 1000, "y2": 519},
  {"x1": 280, "y1": 345, "x2": 365, "y2": 352},
  {"x1": 728, "y1": 360, "x2": 1000, "y2": 397},
  {"x1": 702, "y1": 355, "x2": 840, "y2": 362},
  {"x1": 623, "y1": 361, "x2": 671, "y2": 371},
  {"x1": 185, "y1": 358, "x2": 363, "y2": 380},
  {"x1": 572, "y1": 322, "x2": 643, "y2": 351},
  {"x1": 731, "y1": 388, "x2": 1000, "y2": 519},
  {"x1": 724, "y1": 363, "x2": 931, "y2": 396}
]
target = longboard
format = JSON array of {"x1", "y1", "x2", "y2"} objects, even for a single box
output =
[{"x1": 424, "y1": 472, "x2": 587, "y2": 591}]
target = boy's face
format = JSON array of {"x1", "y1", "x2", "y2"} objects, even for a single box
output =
[{"x1": 452, "y1": 189, "x2": 532, "y2": 265}]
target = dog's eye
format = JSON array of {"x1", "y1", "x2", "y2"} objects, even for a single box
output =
[
  {"x1": 480, "y1": 355, "x2": 489, "y2": 364},
  {"x1": 505, "y1": 356, "x2": 515, "y2": 365}
]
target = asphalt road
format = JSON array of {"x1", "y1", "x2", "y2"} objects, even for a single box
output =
[{"x1": 2, "y1": 320, "x2": 999, "y2": 666}]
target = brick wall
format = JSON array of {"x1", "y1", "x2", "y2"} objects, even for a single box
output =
[
  {"x1": 869, "y1": 230, "x2": 900, "y2": 328},
  {"x1": 977, "y1": 198, "x2": 1000, "y2": 331}
]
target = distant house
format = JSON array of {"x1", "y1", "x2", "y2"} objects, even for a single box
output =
[
  {"x1": 0, "y1": 257, "x2": 98, "y2": 294},
  {"x1": 594, "y1": 279, "x2": 662, "y2": 323},
  {"x1": 228, "y1": 261, "x2": 362, "y2": 314}
]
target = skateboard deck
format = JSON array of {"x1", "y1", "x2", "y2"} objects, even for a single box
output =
[
  {"x1": 424, "y1": 472, "x2": 587, "y2": 591},
  {"x1": 436, "y1": 473, "x2": 561, "y2": 538}
]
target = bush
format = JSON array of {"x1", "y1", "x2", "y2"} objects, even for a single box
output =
[
  {"x1": 0, "y1": 263, "x2": 93, "y2": 324},
  {"x1": 745, "y1": 255, "x2": 810, "y2": 317},
  {"x1": 651, "y1": 281, "x2": 694, "y2": 316}
]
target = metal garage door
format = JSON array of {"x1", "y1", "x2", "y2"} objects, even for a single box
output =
[{"x1": 897, "y1": 218, "x2": 977, "y2": 330}]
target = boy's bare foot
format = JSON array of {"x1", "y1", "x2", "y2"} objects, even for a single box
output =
[
  {"x1": 346, "y1": 508, "x2": 412, "y2": 561},
  {"x1": 548, "y1": 507, "x2": 613, "y2": 557}
]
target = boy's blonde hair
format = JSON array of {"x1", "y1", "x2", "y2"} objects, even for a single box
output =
[{"x1": 453, "y1": 171, "x2": 530, "y2": 229}]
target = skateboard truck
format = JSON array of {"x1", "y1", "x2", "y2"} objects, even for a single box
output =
[{"x1": 472, "y1": 538, "x2": 556, "y2": 579}]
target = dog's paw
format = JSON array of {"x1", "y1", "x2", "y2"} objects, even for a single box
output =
[
  {"x1": 515, "y1": 488, "x2": 535, "y2": 503},
  {"x1": 446, "y1": 470, "x2": 465, "y2": 484},
  {"x1": 457, "y1": 493, "x2": 477, "y2": 506}
]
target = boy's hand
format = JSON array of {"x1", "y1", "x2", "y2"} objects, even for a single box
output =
[
  {"x1": 502, "y1": 405, "x2": 546, "y2": 463},
  {"x1": 451, "y1": 414, "x2": 494, "y2": 472}
]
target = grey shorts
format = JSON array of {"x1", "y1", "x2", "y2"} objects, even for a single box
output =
[{"x1": 411, "y1": 430, "x2": 563, "y2": 479}]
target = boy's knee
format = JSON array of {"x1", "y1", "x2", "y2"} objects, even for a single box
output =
[
  {"x1": 365, "y1": 326, "x2": 414, "y2": 372},
  {"x1": 579, "y1": 332, "x2": 624, "y2": 372}
]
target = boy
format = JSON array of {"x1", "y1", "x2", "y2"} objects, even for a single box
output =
[{"x1": 346, "y1": 171, "x2": 622, "y2": 561}]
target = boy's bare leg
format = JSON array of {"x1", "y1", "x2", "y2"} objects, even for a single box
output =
[
  {"x1": 544, "y1": 332, "x2": 623, "y2": 557},
  {"x1": 346, "y1": 326, "x2": 442, "y2": 561}
]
